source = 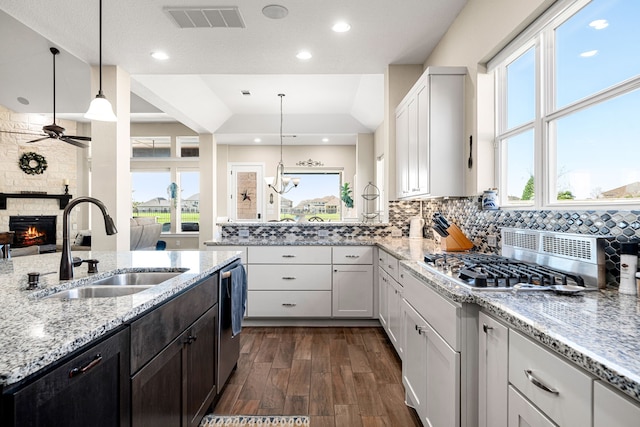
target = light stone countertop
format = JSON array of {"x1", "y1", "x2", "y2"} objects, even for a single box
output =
[
  {"x1": 207, "y1": 236, "x2": 640, "y2": 403},
  {"x1": 0, "y1": 250, "x2": 241, "y2": 388}
]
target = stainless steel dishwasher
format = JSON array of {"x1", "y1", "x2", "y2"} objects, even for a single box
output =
[{"x1": 217, "y1": 261, "x2": 242, "y2": 392}]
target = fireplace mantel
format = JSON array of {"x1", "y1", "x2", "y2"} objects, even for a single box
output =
[{"x1": 0, "y1": 193, "x2": 72, "y2": 210}]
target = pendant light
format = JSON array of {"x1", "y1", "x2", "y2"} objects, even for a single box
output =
[
  {"x1": 84, "y1": 0, "x2": 117, "y2": 122},
  {"x1": 265, "y1": 94, "x2": 300, "y2": 194}
]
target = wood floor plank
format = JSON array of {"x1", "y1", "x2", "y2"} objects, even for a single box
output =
[
  {"x1": 310, "y1": 416, "x2": 336, "y2": 427},
  {"x1": 254, "y1": 337, "x2": 280, "y2": 363},
  {"x1": 361, "y1": 416, "x2": 391, "y2": 427},
  {"x1": 272, "y1": 340, "x2": 295, "y2": 369},
  {"x1": 331, "y1": 365, "x2": 358, "y2": 405},
  {"x1": 237, "y1": 362, "x2": 271, "y2": 400},
  {"x1": 283, "y1": 395, "x2": 309, "y2": 415},
  {"x1": 286, "y1": 359, "x2": 311, "y2": 396},
  {"x1": 365, "y1": 350, "x2": 397, "y2": 384},
  {"x1": 353, "y1": 372, "x2": 386, "y2": 416},
  {"x1": 259, "y1": 368, "x2": 290, "y2": 410},
  {"x1": 293, "y1": 334, "x2": 313, "y2": 360},
  {"x1": 309, "y1": 372, "x2": 334, "y2": 416},
  {"x1": 312, "y1": 356, "x2": 331, "y2": 374},
  {"x1": 334, "y1": 405, "x2": 363, "y2": 427},
  {"x1": 230, "y1": 399, "x2": 260, "y2": 415},
  {"x1": 348, "y1": 344, "x2": 372, "y2": 373},
  {"x1": 228, "y1": 352, "x2": 253, "y2": 385},
  {"x1": 329, "y1": 338, "x2": 350, "y2": 366}
]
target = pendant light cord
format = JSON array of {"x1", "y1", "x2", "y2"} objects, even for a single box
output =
[
  {"x1": 279, "y1": 93, "x2": 284, "y2": 164},
  {"x1": 52, "y1": 49, "x2": 56, "y2": 121},
  {"x1": 98, "y1": 0, "x2": 103, "y2": 96}
]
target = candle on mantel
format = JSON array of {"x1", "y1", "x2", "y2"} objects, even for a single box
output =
[{"x1": 63, "y1": 179, "x2": 69, "y2": 185}]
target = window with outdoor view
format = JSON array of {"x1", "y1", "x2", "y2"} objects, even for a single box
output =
[
  {"x1": 494, "y1": 0, "x2": 640, "y2": 207},
  {"x1": 280, "y1": 172, "x2": 343, "y2": 221}
]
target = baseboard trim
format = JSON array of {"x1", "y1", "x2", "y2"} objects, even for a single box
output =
[{"x1": 242, "y1": 318, "x2": 382, "y2": 327}]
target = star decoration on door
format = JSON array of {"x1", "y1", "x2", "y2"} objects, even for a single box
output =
[{"x1": 241, "y1": 190, "x2": 251, "y2": 202}]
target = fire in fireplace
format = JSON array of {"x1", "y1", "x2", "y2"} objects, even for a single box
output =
[{"x1": 9, "y1": 216, "x2": 57, "y2": 252}]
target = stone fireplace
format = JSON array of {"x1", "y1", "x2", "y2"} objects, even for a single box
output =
[{"x1": 9, "y1": 215, "x2": 57, "y2": 253}]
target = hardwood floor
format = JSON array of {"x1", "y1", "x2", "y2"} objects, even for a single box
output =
[{"x1": 212, "y1": 326, "x2": 422, "y2": 427}]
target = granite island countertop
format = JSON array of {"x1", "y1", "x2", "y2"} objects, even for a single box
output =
[
  {"x1": 207, "y1": 236, "x2": 640, "y2": 403},
  {"x1": 0, "y1": 250, "x2": 241, "y2": 388}
]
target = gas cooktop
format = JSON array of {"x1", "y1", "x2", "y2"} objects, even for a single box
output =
[{"x1": 418, "y1": 228, "x2": 609, "y2": 291}]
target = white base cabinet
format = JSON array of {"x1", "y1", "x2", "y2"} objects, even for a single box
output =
[
  {"x1": 478, "y1": 311, "x2": 508, "y2": 427},
  {"x1": 403, "y1": 299, "x2": 460, "y2": 427},
  {"x1": 378, "y1": 249, "x2": 403, "y2": 358},
  {"x1": 332, "y1": 246, "x2": 374, "y2": 318},
  {"x1": 594, "y1": 381, "x2": 640, "y2": 427}
]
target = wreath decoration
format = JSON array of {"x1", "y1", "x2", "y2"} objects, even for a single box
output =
[{"x1": 19, "y1": 152, "x2": 48, "y2": 175}]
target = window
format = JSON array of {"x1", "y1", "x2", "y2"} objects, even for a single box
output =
[
  {"x1": 494, "y1": 0, "x2": 640, "y2": 207},
  {"x1": 280, "y1": 172, "x2": 343, "y2": 221},
  {"x1": 131, "y1": 136, "x2": 200, "y2": 232},
  {"x1": 131, "y1": 171, "x2": 200, "y2": 233}
]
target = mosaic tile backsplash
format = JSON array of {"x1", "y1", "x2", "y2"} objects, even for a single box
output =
[
  {"x1": 220, "y1": 198, "x2": 640, "y2": 287},
  {"x1": 389, "y1": 198, "x2": 640, "y2": 287}
]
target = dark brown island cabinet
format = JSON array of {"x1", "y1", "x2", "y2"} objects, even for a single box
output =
[{"x1": 1, "y1": 271, "x2": 220, "y2": 427}]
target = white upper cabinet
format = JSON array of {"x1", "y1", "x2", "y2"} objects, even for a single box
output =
[{"x1": 396, "y1": 66, "x2": 466, "y2": 199}]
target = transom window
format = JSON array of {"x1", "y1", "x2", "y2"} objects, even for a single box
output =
[{"x1": 493, "y1": 0, "x2": 640, "y2": 207}]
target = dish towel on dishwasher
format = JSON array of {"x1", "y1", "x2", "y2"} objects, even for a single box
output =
[{"x1": 230, "y1": 263, "x2": 247, "y2": 337}]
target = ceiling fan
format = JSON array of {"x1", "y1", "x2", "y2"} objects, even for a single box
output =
[{"x1": 0, "y1": 47, "x2": 91, "y2": 148}]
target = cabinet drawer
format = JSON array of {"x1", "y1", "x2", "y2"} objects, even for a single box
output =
[
  {"x1": 508, "y1": 330, "x2": 593, "y2": 427},
  {"x1": 333, "y1": 246, "x2": 373, "y2": 264},
  {"x1": 247, "y1": 290, "x2": 331, "y2": 317},
  {"x1": 379, "y1": 249, "x2": 399, "y2": 281},
  {"x1": 247, "y1": 265, "x2": 331, "y2": 290},
  {"x1": 400, "y1": 267, "x2": 461, "y2": 350},
  {"x1": 248, "y1": 246, "x2": 331, "y2": 264},
  {"x1": 130, "y1": 274, "x2": 217, "y2": 374}
]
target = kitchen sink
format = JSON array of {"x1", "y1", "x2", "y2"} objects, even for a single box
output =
[
  {"x1": 89, "y1": 271, "x2": 183, "y2": 287},
  {"x1": 46, "y1": 271, "x2": 186, "y2": 299},
  {"x1": 48, "y1": 285, "x2": 153, "y2": 299}
]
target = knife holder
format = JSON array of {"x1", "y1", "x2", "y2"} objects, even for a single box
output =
[{"x1": 441, "y1": 224, "x2": 473, "y2": 252}]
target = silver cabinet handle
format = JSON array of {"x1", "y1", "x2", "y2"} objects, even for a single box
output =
[
  {"x1": 282, "y1": 255, "x2": 295, "y2": 258},
  {"x1": 388, "y1": 264, "x2": 394, "y2": 270},
  {"x1": 282, "y1": 277, "x2": 296, "y2": 280},
  {"x1": 483, "y1": 324, "x2": 493, "y2": 333},
  {"x1": 282, "y1": 303, "x2": 297, "y2": 307},
  {"x1": 415, "y1": 325, "x2": 428, "y2": 335},
  {"x1": 524, "y1": 370, "x2": 559, "y2": 395},
  {"x1": 345, "y1": 255, "x2": 360, "y2": 258}
]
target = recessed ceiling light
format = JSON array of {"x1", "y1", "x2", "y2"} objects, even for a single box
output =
[
  {"x1": 241, "y1": 90, "x2": 251, "y2": 96},
  {"x1": 262, "y1": 4, "x2": 288, "y2": 19},
  {"x1": 332, "y1": 22, "x2": 351, "y2": 32},
  {"x1": 580, "y1": 50, "x2": 598, "y2": 57},
  {"x1": 296, "y1": 50, "x2": 312, "y2": 60},
  {"x1": 589, "y1": 19, "x2": 609, "y2": 30},
  {"x1": 254, "y1": 138, "x2": 262, "y2": 143},
  {"x1": 151, "y1": 51, "x2": 169, "y2": 60},
  {"x1": 322, "y1": 138, "x2": 329, "y2": 142},
  {"x1": 17, "y1": 97, "x2": 29, "y2": 105}
]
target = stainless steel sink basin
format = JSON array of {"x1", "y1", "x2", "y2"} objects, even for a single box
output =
[
  {"x1": 90, "y1": 271, "x2": 183, "y2": 287},
  {"x1": 48, "y1": 285, "x2": 153, "y2": 299},
  {"x1": 46, "y1": 271, "x2": 185, "y2": 299}
]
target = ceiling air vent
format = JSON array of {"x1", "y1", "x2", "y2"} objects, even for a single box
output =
[{"x1": 165, "y1": 7, "x2": 245, "y2": 29}]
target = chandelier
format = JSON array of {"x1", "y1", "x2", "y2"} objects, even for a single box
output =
[{"x1": 265, "y1": 93, "x2": 300, "y2": 194}]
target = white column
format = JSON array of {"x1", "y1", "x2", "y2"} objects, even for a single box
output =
[
  {"x1": 199, "y1": 133, "x2": 216, "y2": 247},
  {"x1": 89, "y1": 65, "x2": 131, "y2": 251}
]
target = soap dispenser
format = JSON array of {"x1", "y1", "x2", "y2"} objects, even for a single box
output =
[{"x1": 619, "y1": 241, "x2": 638, "y2": 295}]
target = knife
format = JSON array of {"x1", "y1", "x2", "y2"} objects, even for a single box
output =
[
  {"x1": 432, "y1": 224, "x2": 450, "y2": 237},
  {"x1": 433, "y1": 213, "x2": 449, "y2": 231}
]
